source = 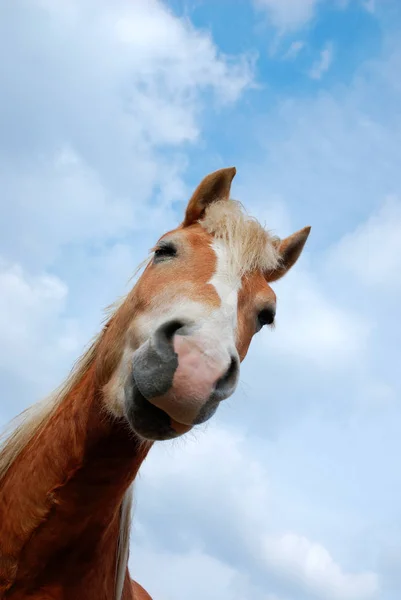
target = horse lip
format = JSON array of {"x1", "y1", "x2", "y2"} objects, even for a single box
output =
[
  {"x1": 124, "y1": 374, "x2": 183, "y2": 441},
  {"x1": 131, "y1": 370, "x2": 195, "y2": 428}
]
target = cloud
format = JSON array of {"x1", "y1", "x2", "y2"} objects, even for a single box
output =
[
  {"x1": 263, "y1": 268, "x2": 371, "y2": 370},
  {"x1": 132, "y1": 543, "x2": 292, "y2": 600},
  {"x1": 282, "y1": 40, "x2": 306, "y2": 60},
  {"x1": 262, "y1": 533, "x2": 378, "y2": 600},
  {"x1": 0, "y1": 0, "x2": 253, "y2": 269},
  {"x1": 327, "y1": 195, "x2": 401, "y2": 289},
  {"x1": 0, "y1": 261, "x2": 81, "y2": 409},
  {"x1": 309, "y1": 41, "x2": 334, "y2": 79},
  {"x1": 253, "y1": 0, "x2": 321, "y2": 31},
  {"x1": 130, "y1": 423, "x2": 379, "y2": 600},
  {"x1": 131, "y1": 546, "x2": 239, "y2": 600},
  {"x1": 362, "y1": 0, "x2": 375, "y2": 13},
  {"x1": 238, "y1": 38, "x2": 401, "y2": 253},
  {"x1": 0, "y1": 145, "x2": 187, "y2": 270}
]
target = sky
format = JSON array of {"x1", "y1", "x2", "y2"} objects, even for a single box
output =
[{"x1": 1, "y1": 0, "x2": 401, "y2": 599}]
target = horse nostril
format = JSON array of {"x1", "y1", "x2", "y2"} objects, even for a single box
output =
[
  {"x1": 154, "y1": 319, "x2": 185, "y2": 352},
  {"x1": 214, "y1": 355, "x2": 239, "y2": 400},
  {"x1": 161, "y1": 320, "x2": 186, "y2": 341}
]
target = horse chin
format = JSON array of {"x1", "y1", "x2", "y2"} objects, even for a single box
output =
[{"x1": 124, "y1": 377, "x2": 194, "y2": 441}]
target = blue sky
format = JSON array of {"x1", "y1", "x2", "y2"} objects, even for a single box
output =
[{"x1": 1, "y1": 1, "x2": 401, "y2": 599}]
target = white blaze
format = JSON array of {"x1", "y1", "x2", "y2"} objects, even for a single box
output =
[{"x1": 208, "y1": 238, "x2": 241, "y2": 334}]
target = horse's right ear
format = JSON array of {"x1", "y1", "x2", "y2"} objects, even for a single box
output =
[{"x1": 182, "y1": 167, "x2": 236, "y2": 227}]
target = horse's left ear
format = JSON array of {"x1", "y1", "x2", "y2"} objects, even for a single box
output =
[
  {"x1": 266, "y1": 226, "x2": 311, "y2": 283},
  {"x1": 182, "y1": 167, "x2": 236, "y2": 227}
]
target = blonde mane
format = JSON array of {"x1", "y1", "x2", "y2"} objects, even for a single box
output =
[
  {"x1": 0, "y1": 336, "x2": 101, "y2": 482},
  {"x1": 200, "y1": 199, "x2": 281, "y2": 275}
]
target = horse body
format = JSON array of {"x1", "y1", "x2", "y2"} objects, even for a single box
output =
[{"x1": 0, "y1": 168, "x2": 310, "y2": 599}]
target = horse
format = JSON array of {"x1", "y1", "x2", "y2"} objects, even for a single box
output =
[{"x1": 0, "y1": 167, "x2": 310, "y2": 599}]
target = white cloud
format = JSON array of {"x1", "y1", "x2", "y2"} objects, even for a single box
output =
[
  {"x1": 262, "y1": 532, "x2": 379, "y2": 600},
  {"x1": 264, "y1": 269, "x2": 371, "y2": 370},
  {"x1": 362, "y1": 0, "x2": 375, "y2": 13},
  {"x1": 237, "y1": 40, "x2": 401, "y2": 257},
  {"x1": 253, "y1": 0, "x2": 321, "y2": 31},
  {"x1": 130, "y1": 424, "x2": 379, "y2": 600},
  {"x1": 131, "y1": 546, "x2": 238, "y2": 600},
  {"x1": 309, "y1": 41, "x2": 334, "y2": 79},
  {"x1": 0, "y1": 146, "x2": 186, "y2": 269},
  {"x1": 0, "y1": 0, "x2": 253, "y2": 269},
  {"x1": 132, "y1": 543, "x2": 292, "y2": 600},
  {"x1": 282, "y1": 40, "x2": 305, "y2": 60},
  {"x1": 0, "y1": 261, "x2": 81, "y2": 398},
  {"x1": 132, "y1": 425, "x2": 271, "y2": 533},
  {"x1": 327, "y1": 195, "x2": 401, "y2": 289}
]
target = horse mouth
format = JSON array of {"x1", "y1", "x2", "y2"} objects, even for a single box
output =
[{"x1": 124, "y1": 377, "x2": 191, "y2": 441}]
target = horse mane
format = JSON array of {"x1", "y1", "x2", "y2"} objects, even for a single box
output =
[
  {"x1": 116, "y1": 484, "x2": 134, "y2": 599},
  {"x1": 0, "y1": 342, "x2": 98, "y2": 481}
]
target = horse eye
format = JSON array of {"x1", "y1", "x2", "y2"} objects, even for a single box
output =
[
  {"x1": 154, "y1": 243, "x2": 177, "y2": 262},
  {"x1": 258, "y1": 308, "x2": 275, "y2": 328}
]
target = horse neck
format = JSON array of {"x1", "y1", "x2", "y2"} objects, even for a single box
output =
[{"x1": 0, "y1": 362, "x2": 152, "y2": 597}]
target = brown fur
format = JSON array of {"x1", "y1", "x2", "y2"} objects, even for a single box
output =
[
  {"x1": 131, "y1": 581, "x2": 152, "y2": 600},
  {"x1": 0, "y1": 362, "x2": 152, "y2": 599},
  {"x1": 236, "y1": 271, "x2": 277, "y2": 360}
]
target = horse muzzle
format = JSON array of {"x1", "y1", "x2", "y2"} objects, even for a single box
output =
[{"x1": 124, "y1": 320, "x2": 239, "y2": 440}]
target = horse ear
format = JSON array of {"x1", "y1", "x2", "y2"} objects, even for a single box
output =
[
  {"x1": 266, "y1": 226, "x2": 311, "y2": 283},
  {"x1": 182, "y1": 167, "x2": 236, "y2": 227}
]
